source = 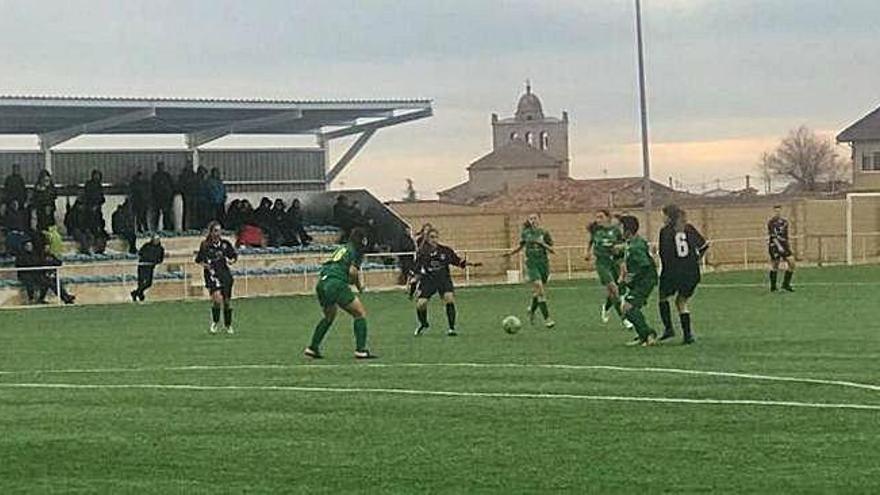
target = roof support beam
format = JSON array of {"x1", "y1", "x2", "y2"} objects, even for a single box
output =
[
  {"x1": 325, "y1": 129, "x2": 376, "y2": 184},
  {"x1": 38, "y1": 107, "x2": 156, "y2": 150},
  {"x1": 320, "y1": 108, "x2": 432, "y2": 141},
  {"x1": 185, "y1": 109, "x2": 303, "y2": 148}
]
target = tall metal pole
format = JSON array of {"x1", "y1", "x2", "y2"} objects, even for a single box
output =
[{"x1": 635, "y1": 0, "x2": 652, "y2": 236}]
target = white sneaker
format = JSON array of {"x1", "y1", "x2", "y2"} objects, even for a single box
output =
[
  {"x1": 622, "y1": 319, "x2": 634, "y2": 331},
  {"x1": 601, "y1": 304, "x2": 610, "y2": 324},
  {"x1": 225, "y1": 326, "x2": 234, "y2": 335},
  {"x1": 209, "y1": 322, "x2": 219, "y2": 334}
]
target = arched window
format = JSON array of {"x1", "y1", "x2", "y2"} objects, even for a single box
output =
[
  {"x1": 540, "y1": 132, "x2": 549, "y2": 150},
  {"x1": 525, "y1": 132, "x2": 534, "y2": 147},
  {"x1": 510, "y1": 132, "x2": 519, "y2": 141}
]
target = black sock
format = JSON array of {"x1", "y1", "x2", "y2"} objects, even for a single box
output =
[
  {"x1": 783, "y1": 270, "x2": 793, "y2": 288},
  {"x1": 659, "y1": 300, "x2": 673, "y2": 333},
  {"x1": 538, "y1": 300, "x2": 549, "y2": 319},
  {"x1": 769, "y1": 271, "x2": 778, "y2": 290},
  {"x1": 223, "y1": 306, "x2": 233, "y2": 327},
  {"x1": 211, "y1": 306, "x2": 221, "y2": 323},
  {"x1": 604, "y1": 298, "x2": 614, "y2": 311},
  {"x1": 680, "y1": 312, "x2": 692, "y2": 338},
  {"x1": 445, "y1": 303, "x2": 456, "y2": 330},
  {"x1": 530, "y1": 297, "x2": 539, "y2": 314},
  {"x1": 417, "y1": 307, "x2": 429, "y2": 328}
]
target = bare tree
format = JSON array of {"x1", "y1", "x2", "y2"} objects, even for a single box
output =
[
  {"x1": 757, "y1": 151, "x2": 774, "y2": 194},
  {"x1": 760, "y1": 126, "x2": 849, "y2": 192}
]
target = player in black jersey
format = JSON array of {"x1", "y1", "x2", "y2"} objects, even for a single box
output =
[
  {"x1": 413, "y1": 228, "x2": 480, "y2": 337},
  {"x1": 195, "y1": 221, "x2": 238, "y2": 334},
  {"x1": 768, "y1": 205, "x2": 795, "y2": 292},
  {"x1": 657, "y1": 205, "x2": 709, "y2": 344}
]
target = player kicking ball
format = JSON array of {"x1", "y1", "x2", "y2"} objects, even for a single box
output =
[
  {"x1": 657, "y1": 205, "x2": 709, "y2": 345},
  {"x1": 304, "y1": 227, "x2": 377, "y2": 360},
  {"x1": 618, "y1": 215, "x2": 659, "y2": 347},
  {"x1": 768, "y1": 205, "x2": 795, "y2": 292},
  {"x1": 413, "y1": 228, "x2": 481, "y2": 337},
  {"x1": 586, "y1": 210, "x2": 633, "y2": 331},
  {"x1": 505, "y1": 213, "x2": 556, "y2": 328}
]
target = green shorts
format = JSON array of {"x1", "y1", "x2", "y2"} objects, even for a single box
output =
[
  {"x1": 526, "y1": 259, "x2": 550, "y2": 284},
  {"x1": 595, "y1": 259, "x2": 620, "y2": 286},
  {"x1": 622, "y1": 279, "x2": 656, "y2": 309},
  {"x1": 316, "y1": 276, "x2": 356, "y2": 308}
]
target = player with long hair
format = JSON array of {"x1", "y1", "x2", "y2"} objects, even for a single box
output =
[
  {"x1": 195, "y1": 220, "x2": 238, "y2": 334},
  {"x1": 768, "y1": 205, "x2": 795, "y2": 292},
  {"x1": 506, "y1": 213, "x2": 555, "y2": 328},
  {"x1": 304, "y1": 227, "x2": 377, "y2": 359},
  {"x1": 413, "y1": 228, "x2": 481, "y2": 337},
  {"x1": 586, "y1": 209, "x2": 633, "y2": 330}
]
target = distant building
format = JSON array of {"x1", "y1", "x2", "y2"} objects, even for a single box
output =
[
  {"x1": 439, "y1": 83, "x2": 569, "y2": 203},
  {"x1": 838, "y1": 106, "x2": 880, "y2": 190}
]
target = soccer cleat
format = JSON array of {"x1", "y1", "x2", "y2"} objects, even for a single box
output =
[
  {"x1": 138, "y1": 292, "x2": 145, "y2": 302},
  {"x1": 130, "y1": 290, "x2": 138, "y2": 302},
  {"x1": 209, "y1": 322, "x2": 219, "y2": 334},
  {"x1": 354, "y1": 350, "x2": 379, "y2": 359},
  {"x1": 414, "y1": 325, "x2": 429, "y2": 336},
  {"x1": 642, "y1": 333, "x2": 658, "y2": 347},
  {"x1": 225, "y1": 326, "x2": 234, "y2": 335},
  {"x1": 601, "y1": 304, "x2": 610, "y2": 324},
  {"x1": 545, "y1": 319, "x2": 556, "y2": 329},
  {"x1": 622, "y1": 319, "x2": 634, "y2": 331},
  {"x1": 683, "y1": 335, "x2": 696, "y2": 345},
  {"x1": 303, "y1": 347, "x2": 323, "y2": 359},
  {"x1": 447, "y1": 329, "x2": 458, "y2": 337},
  {"x1": 659, "y1": 329, "x2": 676, "y2": 341},
  {"x1": 625, "y1": 337, "x2": 644, "y2": 347},
  {"x1": 782, "y1": 286, "x2": 794, "y2": 293}
]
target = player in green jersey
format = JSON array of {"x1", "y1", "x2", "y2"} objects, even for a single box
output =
[
  {"x1": 586, "y1": 209, "x2": 633, "y2": 330},
  {"x1": 618, "y1": 215, "x2": 659, "y2": 347},
  {"x1": 505, "y1": 213, "x2": 556, "y2": 328},
  {"x1": 304, "y1": 227, "x2": 377, "y2": 359}
]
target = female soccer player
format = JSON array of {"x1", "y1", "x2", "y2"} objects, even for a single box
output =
[
  {"x1": 506, "y1": 213, "x2": 555, "y2": 328},
  {"x1": 586, "y1": 210, "x2": 632, "y2": 329},
  {"x1": 658, "y1": 205, "x2": 709, "y2": 344},
  {"x1": 195, "y1": 221, "x2": 238, "y2": 334},
  {"x1": 304, "y1": 227, "x2": 377, "y2": 359},
  {"x1": 619, "y1": 215, "x2": 659, "y2": 347},
  {"x1": 413, "y1": 228, "x2": 481, "y2": 337}
]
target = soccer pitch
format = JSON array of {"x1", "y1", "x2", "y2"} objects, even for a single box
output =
[{"x1": 1, "y1": 266, "x2": 879, "y2": 493}]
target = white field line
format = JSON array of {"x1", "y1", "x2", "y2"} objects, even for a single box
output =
[
  {"x1": 461, "y1": 281, "x2": 880, "y2": 292},
  {"x1": 1, "y1": 362, "x2": 878, "y2": 393},
  {"x1": 0, "y1": 381, "x2": 877, "y2": 411}
]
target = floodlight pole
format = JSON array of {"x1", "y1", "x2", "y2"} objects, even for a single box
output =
[{"x1": 635, "y1": 0, "x2": 653, "y2": 236}]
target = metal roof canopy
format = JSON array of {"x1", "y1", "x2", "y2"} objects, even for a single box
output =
[{"x1": 0, "y1": 95, "x2": 432, "y2": 182}]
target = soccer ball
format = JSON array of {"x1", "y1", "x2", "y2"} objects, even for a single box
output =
[{"x1": 502, "y1": 315, "x2": 522, "y2": 334}]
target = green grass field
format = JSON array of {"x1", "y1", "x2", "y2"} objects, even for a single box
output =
[{"x1": 1, "y1": 266, "x2": 879, "y2": 493}]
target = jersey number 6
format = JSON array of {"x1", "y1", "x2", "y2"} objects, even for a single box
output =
[{"x1": 675, "y1": 232, "x2": 689, "y2": 258}]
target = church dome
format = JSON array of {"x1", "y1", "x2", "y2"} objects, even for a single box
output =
[{"x1": 515, "y1": 83, "x2": 544, "y2": 121}]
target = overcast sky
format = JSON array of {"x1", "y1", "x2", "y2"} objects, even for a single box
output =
[{"x1": 0, "y1": 0, "x2": 878, "y2": 198}]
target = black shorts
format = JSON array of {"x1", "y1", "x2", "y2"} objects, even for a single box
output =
[
  {"x1": 204, "y1": 269, "x2": 234, "y2": 299},
  {"x1": 415, "y1": 275, "x2": 454, "y2": 299},
  {"x1": 769, "y1": 242, "x2": 792, "y2": 261},
  {"x1": 659, "y1": 271, "x2": 699, "y2": 299}
]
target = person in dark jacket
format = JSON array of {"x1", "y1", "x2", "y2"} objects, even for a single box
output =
[
  {"x1": 205, "y1": 167, "x2": 227, "y2": 226},
  {"x1": 4, "y1": 163, "x2": 27, "y2": 208},
  {"x1": 151, "y1": 161, "x2": 175, "y2": 231},
  {"x1": 129, "y1": 170, "x2": 151, "y2": 233},
  {"x1": 15, "y1": 240, "x2": 44, "y2": 303},
  {"x1": 179, "y1": 162, "x2": 198, "y2": 231},
  {"x1": 32, "y1": 170, "x2": 57, "y2": 232},
  {"x1": 64, "y1": 198, "x2": 92, "y2": 254},
  {"x1": 40, "y1": 243, "x2": 75, "y2": 304},
  {"x1": 130, "y1": 233, "x2": 165, "y2": 302},
  {"x1": 271, "y1": 199, "x2": 288, "y2": 246},
  {"x1": 111, "y1": 200, "x2": 138, "y2": 255},
  {"x1": 83, "y1": 169, "x2": 105, "y2": 208},
  {"x1": 194, "y1": 166, "x2": 210, "y2": 228},
  {"x1": 253, "y1": 197, "x2": 278, "y2": 245},
  {"x1": 287, "y1": 198, "x2": 311, "y2": 246}
]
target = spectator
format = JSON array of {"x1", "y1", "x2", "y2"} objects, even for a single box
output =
[
  {"x1": 4, "y1": 163, "x2": 27, "y2": 208},
  {"x1": 271, "y1": 199, "x2": 288, "y2": 245},
  {"x1": 43, "y1": 224, "x2": 64, "y2": 259},
  {"x1": 15, "y1": 240, "x2": 44, "y2": 303},
  {"x1": 87, "y1": 205, "x2": 110, "y2": 254},
  {"x1": 65, "y1": 198, "x2": 94, "y2": 254},
  {"x1": 39, "y1": 242, "x2": 76, "y2": 304},
  {"x1": 130, "y1": 233, "x2": 164, "y2": 302},
  {"x1": 151, "y1": 161, "x2": 175, "y2": 231},
  {"x1": 32, "y1": 170, "x2": 57, "y2": 232},
  {"x1": 205, "y1": 167, "x2": 227, "y2": 226},
  {"x1": 179, "y1": 161, "x2": 198, "y2": 230},
  {"x1": 332, "y1": 195, "x2": 354, "y2": 241},
  {"x1": 3, "y1": 199, "x2": 31, "y2": 255},
  {"x1": 236, "y1": 222, "x2": 266, "y2": 248},
  {"x1": 253, "y1": 197, "x2": 278, "y2": 244},
  {"x1": 129, "y1": 170, "x2": 151, "y2": 233},
  {"x1": 225, "y1": 199, "x2": 246, "y2": 233},
  {"x1": 84, "y1": 169, "x2": 105, "y2": 208},
  {"x1": 286, "y1": 198, "x2": 311, "y2": 246},
  {"x1": 111, "y1": 200, "x2": 138, "y2": 255},
  {"x1": 194, "y1": 166, "x2": 210, "y2": 228}
]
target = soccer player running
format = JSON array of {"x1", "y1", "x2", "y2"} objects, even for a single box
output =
[
  {"x1": 657, "y1": 205, "x2": 709, "y2": 344},
  {"x1": 304, "y1": 227, "x2": 377, "y2": 359},
  {"x1": 505, "y1": 213, "x2": 556, "y2": 328},
  {"x1": 195, "y1": 221, "x2": 238, "y2": 334},
  {"x1": 130, "y1": 233, "x2": 165, "y2": 302},
  {"x1": 413, "y1": 228, "x2": 481, "y2": 337},
  {"x1": 586, "y1": 210, "x2": 633, "y2": 330},
  {"x1": 768, "y1": 205, "x2": 795, "y2": 292},
  {"x1": 619, "y1": 215, "x2": 659, "y2": 347}
]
